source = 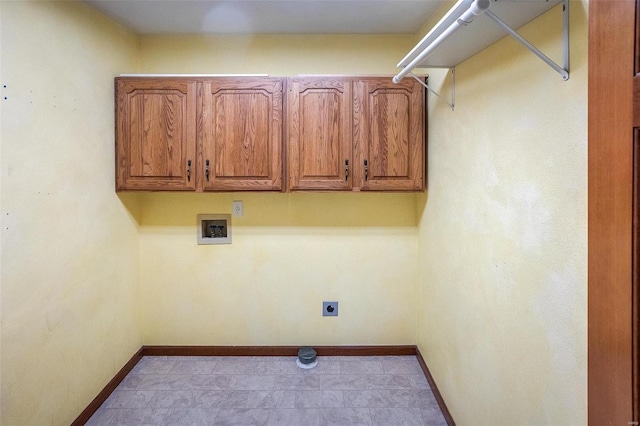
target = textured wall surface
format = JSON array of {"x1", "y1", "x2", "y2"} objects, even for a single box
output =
[
  {"x1": 0, "y1": 1, "x2": 590, "y2": 424},
  {"x1": 139, "y1": 34, "x2": 416, "y2": 76},
  {"x1": 0, "y1": 2, "x2": 142, "y2": 424},
  {"x1": 415, "y1": 2, "x2": 588, "y2": 425},
  {"x1": 139, "y1": 192, "x2": 418, "y2": 345},
  {"x1": 136, "y1": 34, "x2": 421, "y2": 347}
]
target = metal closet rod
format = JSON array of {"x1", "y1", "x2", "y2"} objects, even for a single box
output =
[
  {"x1": 392, "y1": 0, "x2": 570, "y2": 85},
  {"x1": 392, "y1": 0, "x2": 490, "y2": 84}
]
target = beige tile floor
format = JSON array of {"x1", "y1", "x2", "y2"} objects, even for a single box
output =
[{"x1": 86, "y1": 355, "x2": 448, "y2": 425}]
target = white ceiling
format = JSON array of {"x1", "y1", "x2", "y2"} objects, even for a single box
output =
[{"x1": 84, "y1": 0, "x2": 445, "y2": 35}]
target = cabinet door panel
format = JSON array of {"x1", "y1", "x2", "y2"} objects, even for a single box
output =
[
  {"x1": 288, "y1": 78, "x2": 352, "y2": 190},
  {"x1": 354, "y1": 78, "x2": 424, "y2": 191},
  {"x1": 370, "y1": 92, "x2": 411, "y2": 177},
  {"x1": 200, "y1": 78, "x2": 283, "y2": 191},
  {"x1": 116, "y1": 78, "x2": 196, "y2": 191},
  {"x1": 129, "y1": 91, "x2": 185, "y2": 177}
]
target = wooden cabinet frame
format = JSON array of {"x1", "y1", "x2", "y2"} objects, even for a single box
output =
[
  {"x1": 354, "y1": 77, "x2": 425, "y2": 191},
  {"x1": 116, "y1": 78, "x2": 197, "y2": 191},
  {"x1": 116, "y1": 77, "x2": 283, "y2": 192},
  {"x1": 198, "y1": 78, "x2": 284, "y2": 191},
  {"x1": 286, "y1": 76, "x2": 425, "y2": 192},
  {"x1": 287, "y1": 77, "x2": 353, "y2": 191},
  {"x1": 116, "y1": 76, "x2": 426, "y2": 193}
]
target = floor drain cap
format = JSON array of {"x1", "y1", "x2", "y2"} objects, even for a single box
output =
[{"x1": 297, "y1": 347, "x2": 317, "y2": 369}]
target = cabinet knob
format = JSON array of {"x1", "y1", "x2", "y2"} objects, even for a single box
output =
[
  {"x1": 364, "y1": 160, "x2": 368, "y2": 181},
  {"x1": 206, "y1": 160, "x2": 210, "y2": 181},
  {"x1": 345, "y1": 159, "x2": 349, "y2": 181},
  {"x1": 187, "y1": 159, "x2": 192, "y2": 182}
]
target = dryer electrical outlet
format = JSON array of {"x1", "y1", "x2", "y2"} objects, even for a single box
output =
[{"x1": 323, "y1": 301, "x2": 338, "y2": 317}]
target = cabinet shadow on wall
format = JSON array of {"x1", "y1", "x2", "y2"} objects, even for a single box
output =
[{"x1": 117, "y1": 192, "x2": 421, "y2": 228}]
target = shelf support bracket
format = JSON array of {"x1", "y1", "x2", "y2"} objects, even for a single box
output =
[
  {"x1": 484, "y1": 0, "x2": 569, "y2": 80},
  {"x1": 410, "y1": 68, "x2": 456, "y2": 111}
]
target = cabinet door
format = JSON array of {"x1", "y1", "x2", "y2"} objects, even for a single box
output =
[
  {"x1": 287, "y1": 78, "x2": 352, "y2": 191},
  {"x1": 199, "y1": 78, "x2": 283, "y2": 191},
  {"x1": 116, "y1": 78, "x2": 196, "y2": 191},
  {"x1": 354, "y1": 78, "x2": 424, "y2": 191}
]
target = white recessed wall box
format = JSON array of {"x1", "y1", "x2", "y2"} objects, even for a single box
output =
[{"x1": 197, "y1": 214, "x2": 232, "y2": 245}]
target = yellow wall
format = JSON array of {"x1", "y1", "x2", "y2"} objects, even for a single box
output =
[
  {"x1": 0, "y1": 1, "x2": 589, "y2": 424},
  {"x1": 416, "y1": 2, "x2": 588, "y2": 425},
  {"x1": 0, "y1": 2, "x2": 142, "y2": 424},
  {"x1": 137, "y1": 34, "x2": 420, "y2": 346},
  {"x1": 140, "y1": 34, "x2": 416, "y2": 75},
  {"x1": 139, "y1": 193, "x2": 417, "y2": 345}
]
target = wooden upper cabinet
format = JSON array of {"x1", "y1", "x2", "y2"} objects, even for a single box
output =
[
  {"x1": 354, "y1": 78, "x2": 425, "y2": 191},
  {"x1": 287, "y1": 78, "x2": 353, "y2": 191},
  {"x1": 115, "y1": 76, "x2": 425, "y2": 192},
  {"x1": 199, "y1": 78, "x2": 283, "y2": 191},
  {"x1": 116, "y1": 78, "x2": 197, "y2": 191},
  {"x1": 287, "y1": 76, "x2": 425, "y2": 192}
]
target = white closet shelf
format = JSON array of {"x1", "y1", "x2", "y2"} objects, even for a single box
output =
[{"x1": 394, "y1": 0, "x2": 568, "y2": 80}]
